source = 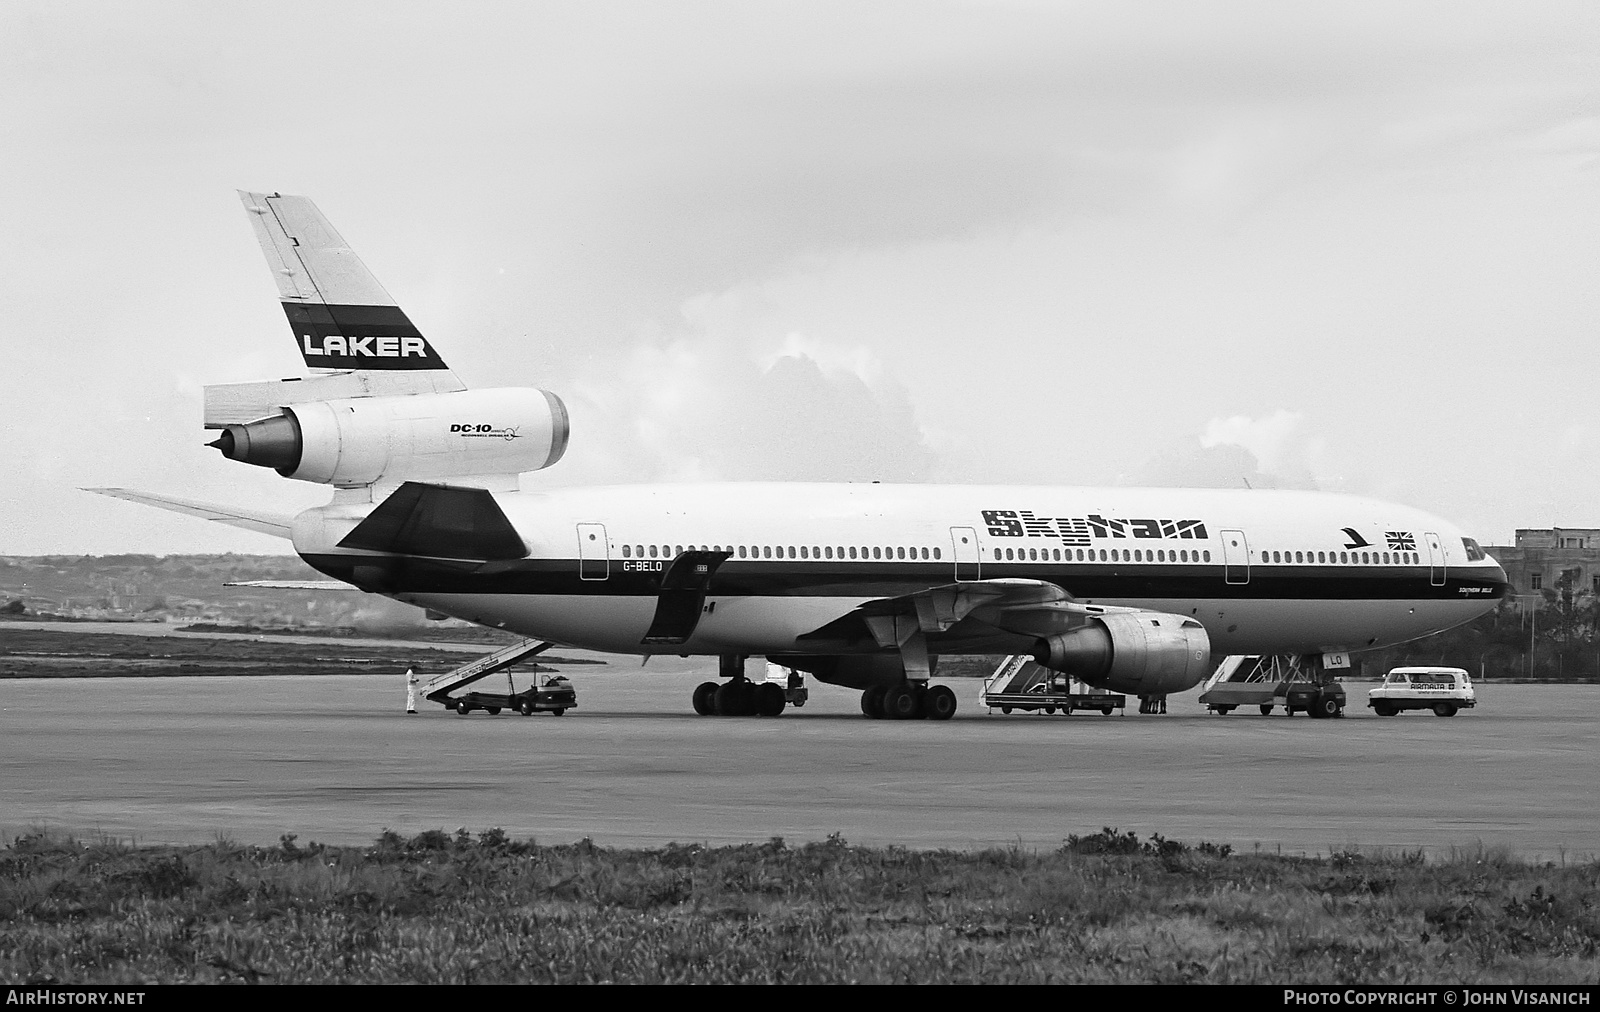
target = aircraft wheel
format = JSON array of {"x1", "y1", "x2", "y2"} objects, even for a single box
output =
[
  {"x1": 924, "y1": 684, "x2": 957, "y2": 721},
  {"x1": 861, "y1": 685, "x2": 888, "y2": 719},
  {"x1": 883, "y1": 683, "x2": 923, "y2": 720},
  {"x1": 1433, "y1": 702, "x2": 1457, "y2": 717},
  {"x1": 755, "y1": 682, "x2": 786, "y2": 717},
  {"x1": 714, "y1": 681, "x2": 751, "y2": 717},
  {"x1": 692, "y1": 681, "x2": 719, "y2": 716}
]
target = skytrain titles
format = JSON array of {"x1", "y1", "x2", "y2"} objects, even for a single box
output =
[{"x1": 982, "y1": 509, "x2": 1208, "y2": 547}]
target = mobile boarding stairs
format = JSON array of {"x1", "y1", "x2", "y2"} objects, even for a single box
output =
[{"x1": 408, "y1": 638, "x2": 576, "y2": 716}]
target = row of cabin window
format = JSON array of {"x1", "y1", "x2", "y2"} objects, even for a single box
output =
[
  {"x1": 995, "y1": 547, "x2": 1212, "y2": 563},
  {"x1": 619, "y1": 544, "x2": 944, "y2": 561},
  {"x1": 1258, "y1": 550, "x2": 1420, "y2": 566},
  {"x1": 991, "y1": 546, "x2": 1425, "y2": 566}
]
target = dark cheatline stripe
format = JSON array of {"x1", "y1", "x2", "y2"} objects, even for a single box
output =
[
  {"x1": 282, "y1": 302, "x2": 449, "y2": 370},
  {"x1": 300, "y1": 553, "x2": 1509, "y2": 603}
]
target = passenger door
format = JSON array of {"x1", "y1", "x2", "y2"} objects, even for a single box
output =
[
  {"x1": 577, "y1": 523, "x2": 609, "y2": 580},
  {"x1": 1424, "y1": 531, "x2": 1446, "y2": 587},
  {"x1": 1221, "y1": 529, "x2": 1250, "y2": 585},
  {"x1": 950, "y1": 527, "x2": 981, "y2": 581}
]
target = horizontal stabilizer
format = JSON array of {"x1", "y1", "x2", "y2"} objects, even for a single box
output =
[
  {"x1": 204, "y1": 371, "x2": 464, "y2": 428},
  {"x1": 85, "y1": 488, "x2": 294, "y2": 540},
  {"x1": 225, "y1": 580, "x2": 355, "y2": 591},
  {"x1": 337, "y1": 481, "x2": 527, "y2": 560}
]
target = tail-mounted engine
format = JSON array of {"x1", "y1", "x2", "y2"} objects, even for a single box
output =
[
  {"x1": 206, "y1": 385, "x2": 568, "y2": 489},
  {"x1": 1032, "y1": 611, "x2": 1211, "y2": 696},
  {"x1": 208, "y1": 193, "x2": 570, "y2": 492}
]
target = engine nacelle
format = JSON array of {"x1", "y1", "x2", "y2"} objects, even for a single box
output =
[
  {"x1": 1032, "y1": 611, "x2": 1211, "y2": 696},
  {"x1": 209, "y1": 387, "x2": 569, "y2": 487}
]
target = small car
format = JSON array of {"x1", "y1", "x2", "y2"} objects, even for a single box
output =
[{"x1": 1368, "y1": 667, "x2": 1475, "y2": 717}]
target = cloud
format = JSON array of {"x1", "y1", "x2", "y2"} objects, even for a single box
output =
[
  {"x1": 550, "y1": 287, "x2": 936, "y2": 487},
  {"x1": 1129, "y1": 410, "x2": 1322, "y2": 490},
  {"x1": 8, "y1": 3, "x2": 1600, "y2": 551},
  {"x1": 1200, "y1": 410, "x2": 1322, "y2": 487},
  {"x1": 1126, "y1": 440, "x2": 1265, "y2": 490}
]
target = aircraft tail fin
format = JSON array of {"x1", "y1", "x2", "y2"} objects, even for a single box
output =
[{"x1": 238, "y1": 191, "x2": 458, "y2": 378}]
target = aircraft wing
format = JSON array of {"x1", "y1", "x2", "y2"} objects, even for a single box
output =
[
  {"x1": 799, "y1": 578, "x2": 1110, "y2": 647},
  {"x1": 84, "y1": 488, "x2": 295, "y2": 541}
]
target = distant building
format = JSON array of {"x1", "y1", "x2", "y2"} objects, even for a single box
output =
[
  {"x1": 1514, "y1": 527, "x2": 1600, "y2": 550},
  {"x1": 1486, "y1": 528, "x2": 1600, "y2": 598}
]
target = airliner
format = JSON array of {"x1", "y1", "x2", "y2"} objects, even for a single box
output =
[{"x1": 92, "y1": 192, "x2": 1511, "y2": 721}]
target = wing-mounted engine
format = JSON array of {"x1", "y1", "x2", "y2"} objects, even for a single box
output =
[
  {"x1": 1032, "y1": 611, "x2": 1211, "y2": 696},
  {"x1": 787, "y1": 579, "x2": 1211, "y2": 698},
  {"x1": 206, "y1": 384, "x2": 568, "y2": 489}
]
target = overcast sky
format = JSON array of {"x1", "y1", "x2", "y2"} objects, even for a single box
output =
[{"x1": 2, "y1": 1, "x2": 1597, "y2": 555}]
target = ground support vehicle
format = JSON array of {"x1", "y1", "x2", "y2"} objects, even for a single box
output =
[
  {"x1": 1199, "y1": 654, "x2": 1346, "y2": 717},
  {"x1": 766, "y1": 661, "x2": 809, "y2": 708},
  {"x1": 981, "y1": 656, "x2": 1125, "y2": 715},
  {"x1": 1283, "y1": 677, "x2": 1346, "y2": 718},
  {"x1": 450, "y1": 675, "x2": 576, "y2": 716},
  {"x1": 1368, "y1": 667, "x2": 1476, "y2": 717},
  {"x1": 416, "y1": 638, "x2": 578, "y2": 716}
]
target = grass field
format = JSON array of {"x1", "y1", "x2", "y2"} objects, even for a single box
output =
[{"x1": 3, "y1": 828, "x2": 1596, "y2": 984}]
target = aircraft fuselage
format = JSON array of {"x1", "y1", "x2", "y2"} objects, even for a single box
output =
[{"x1": 292, "y1": 482, "x2": 1509, "y2": 659}]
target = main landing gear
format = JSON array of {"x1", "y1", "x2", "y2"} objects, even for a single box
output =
[
  {"x1": 860, "y1": 682, "x2": 958, "y2": 721},
  {"x1": 691, "y1": 654, "x2": 789, "y2": 717},
  {"x1": 692, "y1": 678, "x2": 787, "y2": 717}
]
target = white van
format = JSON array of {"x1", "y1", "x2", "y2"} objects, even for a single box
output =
[{"x1": 1367, "y1": 667, "x2": 1476, "y2": 717}]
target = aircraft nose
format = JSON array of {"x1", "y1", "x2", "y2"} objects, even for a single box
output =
[{"x1": 1488, "y1": 559, "x2": 1513, "y2": 599}]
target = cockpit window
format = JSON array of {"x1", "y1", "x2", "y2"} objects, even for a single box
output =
[{"x1": 1461, "y1": 537, "x2": 1485, "y2": 562}]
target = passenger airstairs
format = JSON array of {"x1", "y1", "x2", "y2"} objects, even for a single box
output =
[
  {"x1": 1200, "y1": 654, "x2": 1252, "y2": 692},
  {"x1": 1197, "y1": 654, "x2": 1343, "y2": 716},
  {"x1": 418, "y1": 638, "x2": 555, "y2": 705},
  {"x1": 979, "y1": 655, "x2": 1125, "y2": 716}
]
